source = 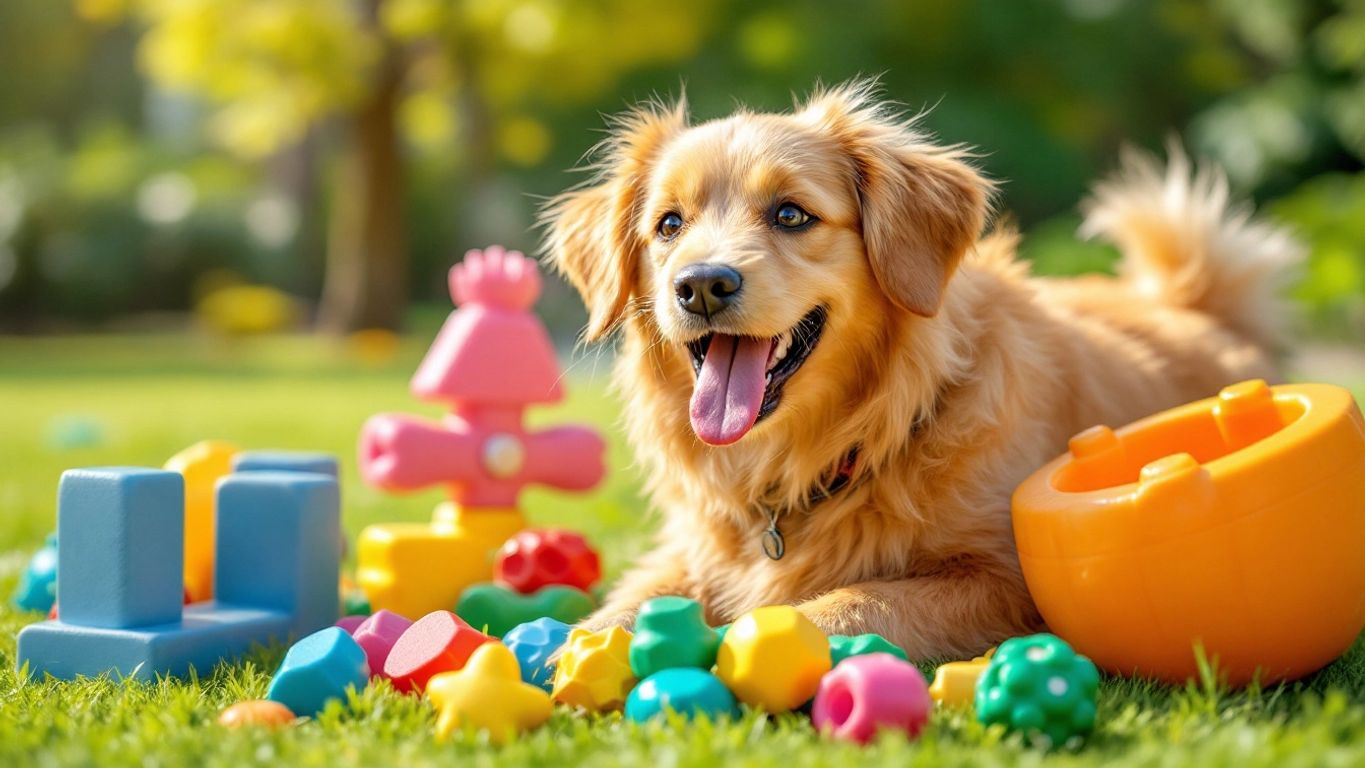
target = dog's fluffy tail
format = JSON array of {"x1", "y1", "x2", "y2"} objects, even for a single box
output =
[{"x1": 1079, "y1": 144, "x2": 1303, "y2": 349}]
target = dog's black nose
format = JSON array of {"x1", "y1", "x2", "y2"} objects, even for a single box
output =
[{"x1": 674, "y1": 263, "x2": 743, "y2": 318}]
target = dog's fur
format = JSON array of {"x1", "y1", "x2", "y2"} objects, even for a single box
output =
[{"x1": 543, "y1": 81, "x2": 1301, "y2": 660}]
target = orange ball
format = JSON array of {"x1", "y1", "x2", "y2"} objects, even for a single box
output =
[{"x1": 217, "y1": 700, "x2": 296, "y2": 729}]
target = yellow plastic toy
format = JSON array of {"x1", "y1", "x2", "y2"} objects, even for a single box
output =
[
  {"x1": 715, "y1": 605, "x2": 831, "y2": 712},
  {"x1": 551, "y1": 626, "x2": 636, "y2": 712},
  {"x1": 928, "y1": 650, "x2": 993, "y2": 707},
  {"x1": 1013, "y1": 380, "x2": 1365, "y2": 685},
  {"x1": 356, "y1": 506, "x2": 524, "y2": 620},
  {"x1": 425, "y1": 643, "x2": 552, "y2": 744},
  {"x1": 163, "y1": 440, "x2": 240, "y2": 602}
]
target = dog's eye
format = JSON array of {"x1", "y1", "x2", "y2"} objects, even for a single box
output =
[
  {"x1": 774, "y1": 203, "x2": 811, "y2": 229},
  {"x1": 657, "y1": 212, "x2": 684, "y2": 240}
]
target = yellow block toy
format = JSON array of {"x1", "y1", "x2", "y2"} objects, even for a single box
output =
[
  {"x1": 1013, "y1": 380, "x2": 1365, "y2": 685},
  {"x1": 551, "y1": 626, "x2": 636, "y2": 712},
  {"x1": 163, "y1": 440, "x2": 239, "y2": 602},
  {"x1": 356, "y1": 505, "x2": 524, "y2": 620},
  {"x1": 929, "y1": 658, "x2": 989, "y2": 707},
  {"x1": 715, "y1": 605, "x2": 831, "y2": 712},
  {"x1": 425, "y1": 643, "x2": 552, "y2": 744}
]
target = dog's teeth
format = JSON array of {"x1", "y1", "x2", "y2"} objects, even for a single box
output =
[
  {"x1": 768, "y1": 332, "x2": 792, "y2": 372},
  {"x1": 765, "y1": 372, "x2": 772, "y2": 384}
]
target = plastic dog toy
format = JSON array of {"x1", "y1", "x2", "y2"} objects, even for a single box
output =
[
  {"x1": 551, "y1": 626, "x2": 637, "y2": 712},
  {"x1": 352, "y1": 610, "x2": 412, "y2": 679},
  {"x1": 426, "y1": 643, "x2": 552, "y2": 744},
  {"x1": 929, "y1": 653, "x2": 993, "y2": 707},
  {"x1": 494, "y1": 529, "x2": 601, "y2": 594},
  {"x1": 383, "y1": 610, "x2": 494, "y2": 693},
  {"x1": 812, "y1": 653, "x2": 932, "y2": 744},
  {"x1": 625, "y1": 668, "x2": 740, "y2": 722},
  {"x1": 975, "y1": 634, "x2": 1098, "y2": 747},
  {"x1": 828, "y1": 633, "x2": 907, "y2": 666},
  {"x1": 455, "y1": 582, "x2": 595, "y2": 637},
  {"x1": 502, "y1": 617, "x2": 573, "y2": 691},
  {"x1": 12, "y1": 532, "x2": 57, "y2": 614},
  {"x1": 356, "y1": 247, "x2": 606, "y2": 620},
  {"x1": 715, "y1": 605, "x2": 831, "y2": 712},
  {"x1": 266, "y1": 627, "x2": 370, "y2": 717},
  {"x1": 629, "y1": 596, "x2": 721, "y2": 678},
  {"x1": 1013, "y1": 380, "x2": 1365, "y2": 685},
  {"x1": 217, "y1": 700, "x2": 296, "y2": 729}
]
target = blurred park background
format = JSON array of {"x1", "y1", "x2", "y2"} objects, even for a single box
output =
[{"x1": 0, "y1": 0, "x2": 1363, "y2": 343}]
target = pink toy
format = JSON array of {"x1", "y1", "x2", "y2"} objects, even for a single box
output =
[
  {"x1": 811, "y1": 653, "x2": 932, "y2": 745},
  {"x1": 335, "y1": 615, "x2": 367, "y2": 634},
  {"x1": 353, "y1": 610, "x2": 413, "y2": 678},
  {"x1": 359, "y1": 246, "x2": 605, "y2": 507}
]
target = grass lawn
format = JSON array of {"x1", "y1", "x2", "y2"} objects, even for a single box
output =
[{"x1": 0, "y1": 333, "x2": 1362, "y2": 767}]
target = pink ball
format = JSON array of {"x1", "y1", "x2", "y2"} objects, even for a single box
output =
[{"x1": 811, "y1": 653, "x2": 931, "y2": 744}]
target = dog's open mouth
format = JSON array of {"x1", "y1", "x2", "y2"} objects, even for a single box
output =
[{"x1": 685, "y1": 307, "x2": 827, "y2": 446}]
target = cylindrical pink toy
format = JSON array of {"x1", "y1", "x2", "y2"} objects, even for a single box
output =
[
  {"x1": 353, "y1": 610, "x2": 414, "y2": 679},
  {"x1": 811, "y1": 652, "x2": 932, "y2": 744}
]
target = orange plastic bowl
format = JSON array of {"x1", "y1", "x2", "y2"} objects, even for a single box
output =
[{"x1": 1012, "y1": 380, "x2": 1365, "y2": 685}]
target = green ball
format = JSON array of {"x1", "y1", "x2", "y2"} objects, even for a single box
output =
[
  {"x1": 828, "y1": 633, "x2": 907, "y2": 665},
  {"x1": 975, "y1": 633, "x2": 1100, "y2": 747},
  {"x1": 629, "y1": 596, "x2": 720, "y2": 678}
]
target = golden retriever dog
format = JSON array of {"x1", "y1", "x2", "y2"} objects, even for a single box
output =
[{"x1": 544, "y1": 80, "x2": 1300, "y2": 660}]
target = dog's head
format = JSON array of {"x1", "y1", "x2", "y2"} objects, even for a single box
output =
[{"x1": 545, "y1": 82, "x2": 991, "y2": 447}]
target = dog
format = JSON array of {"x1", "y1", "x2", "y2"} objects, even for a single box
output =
[{"x1": 543, "y1": 80, "x2": 1300, "y2": 660}]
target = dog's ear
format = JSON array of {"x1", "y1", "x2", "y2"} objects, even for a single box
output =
[
  {"x1": 544, "y1": 99, "x2": 688, "y2": 341},
  {"x1": 802, "y1": 82, "x2": 992, "y2": 317}
]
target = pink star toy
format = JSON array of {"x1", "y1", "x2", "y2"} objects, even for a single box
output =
[{"x1": 355, "y1": 246, "x2": 606, "y2": 619}]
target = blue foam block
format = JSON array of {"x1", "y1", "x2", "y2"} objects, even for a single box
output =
[
  {"x1": 502, "y1": 617, "x2": 572, "y2": 691},
  {"x1": 57, "y1": 468, "x2": 184, "y2": 629},
  {"x1": 266, "y1": 627, "x2": 369, "y2": 716},
  {"x1": 16, "y1": 602, "x2": 291, "y2": 681},
  {"x1": 13, "y1": 533, "x2": 58, "y2": 613},
  {"x1": 232, "y1": 451, "x2": 339, "y2": 478},
  {"x1": 215, "y1": 471, "x2": 340, "y2": 637}
]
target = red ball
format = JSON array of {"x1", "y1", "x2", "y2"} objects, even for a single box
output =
[
  {"x1": 494, "y1": 529, "x2": 601, "y2": 594},
  {"x1": 382, "y1": 610, "x2": 494, "y2": 693}
]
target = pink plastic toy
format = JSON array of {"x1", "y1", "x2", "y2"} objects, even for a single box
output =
[
  {"x1": 335, "y1": 615, "x2": 367, "y2": 634},
  {"x1": 355, "y1": 247, "x2": 607, "y2": 618},
  {"x1": 812, "y1": 653, "x2": 932, "y2": 745},
  {"x1": 359, "y1": 246, "x2": 605, "y2": 505},
  {"x1": 352, "y1": 610, "x2": 413, "y2": 679}
]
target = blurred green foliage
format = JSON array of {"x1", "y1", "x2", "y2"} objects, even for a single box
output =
[{"x1": 0, "y1": 0, "x2": 1360, "y2": 338}]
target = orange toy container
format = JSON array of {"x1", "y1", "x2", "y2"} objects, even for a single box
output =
[{"x1": 1012, "y1": 380, "x2": 1365, "y2": 685}]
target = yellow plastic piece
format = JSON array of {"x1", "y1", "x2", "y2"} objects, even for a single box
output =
[
  {"x1": 551, "y1": 626, "x2": 636, "y2": 712},
  {"x1": 357, "y1": 505, "x2": 524, "y2": 620},
  {"x1": 1013, "y1": 380, "x2": 1365, "y2": 685},
  {"x1": 425, "y1": 643, "x2": 551, "y2": 744},
  {"x1": 164, "y1": 440, "x2": 240, "y2": 602},
  {"x1": 715, "y1": 605, "x2": 830, "y2": 712},
  {"x1": 929, "y1": 658, "x2": 989, "y2": 707}
]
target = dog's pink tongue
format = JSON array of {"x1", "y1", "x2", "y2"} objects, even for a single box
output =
[{"x1": 690, "y1": 334, "x2": 770, "y2": 446}]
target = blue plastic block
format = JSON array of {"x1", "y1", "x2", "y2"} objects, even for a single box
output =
[
  {"x1": 13, "y1": 533, "x2": 58, "y2": 613},
  {"x1": 58, "y1": 468, "x2": 184, "y2": 629},
  {"x1": 502, "y1": 617, "x2": 572, "y2": 691},
  {"x1": 625, "y1": 668, "x2": 740, "y2": 722},
  {"x1": 215, "y1": 472, "x2": 340, "y2": 636},
  {"x1": 16, "y1": 602, "x2": 290, "y2": 681},
  {"x1": 266, "y1": 627, "x2": 369, "y2": 716},
  {"x1": 232, "y1": 451, "x2": 339, "y2": 478}
]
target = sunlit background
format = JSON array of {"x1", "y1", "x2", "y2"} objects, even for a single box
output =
[{"x1": 0, "y1": 0, "x2": 1361, "y2": 342}]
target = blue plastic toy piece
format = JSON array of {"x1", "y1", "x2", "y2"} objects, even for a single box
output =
[
  {"x1": 16, "y1": 467, "x2": 341, "y2": 682},
  {"x1": 59, "y1": 468, "x2": 185, "y2": 628},
  {"x1": 625, "y1": 668, "x2": 740, "y2": 722},
  {"x1": 13, "y1": 533, "x2": 58, "y2": 613},
  {"x1": 501, "y1": 617, "x2": 572, "y2": 691},
  {"x1": 216, "y1": 471, "x2": 340, "y2": 636},
  {"x1": 267, "y1": 626, "x2": 369, "y2": 717},
  {"x1": 233, "y1": 451, "x2": 339, "y2": 478}
]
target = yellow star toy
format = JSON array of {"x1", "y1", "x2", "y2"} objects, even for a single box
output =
[
  {"x1": 425, "y1": 643, "x2": 552, "y2": 744},
  {"x1": 551, "y1": 626, "x2": 636, "y2": 712}
]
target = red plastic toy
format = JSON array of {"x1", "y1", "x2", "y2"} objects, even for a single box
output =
[
  {"x1": 494, "y1": 529, "x2": 601, "y2": 594},
  {"x1": 382, "y1": 610, "x2": 494, "y2": 693}
]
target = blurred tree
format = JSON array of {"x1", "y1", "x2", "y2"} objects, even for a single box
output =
[{"x1": 97, "y1": 0, "x2": 715, "y2": 332}]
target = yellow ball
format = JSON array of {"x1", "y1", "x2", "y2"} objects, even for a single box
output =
[
  {"x1": 715, "y1": 606, "x2": 830, "y2": 712},
  {"x1": 551, "y1": 626, "x2": 636, "y2": 712}
]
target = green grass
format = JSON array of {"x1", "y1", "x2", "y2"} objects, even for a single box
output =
[{"x1": 0, "y1": 334, "x2": 1362, "y2": 767}]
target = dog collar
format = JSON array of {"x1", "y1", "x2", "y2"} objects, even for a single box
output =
[{"x1": 760, "y1": 446, "x2": 860, "y2": 561}]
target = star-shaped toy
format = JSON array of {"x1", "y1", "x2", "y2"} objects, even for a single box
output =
[{"x1": 425, "y1": 643, "x2": 552, "y2": 744}]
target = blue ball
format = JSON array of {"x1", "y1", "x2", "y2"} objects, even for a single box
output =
[
  {"x1": 267, "y1": 627, "x2": 369, "y2": 717},
  {"x1": 502, "y1": 617, "x2": 572, "y2": 691},
  {"x1": 625, "y1": 668, "x2": 740, "y2": 722}
]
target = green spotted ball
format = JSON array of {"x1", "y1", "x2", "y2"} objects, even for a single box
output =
[{"x1": 975, "y1": 633, "x2": 1100, "y2": 747}]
